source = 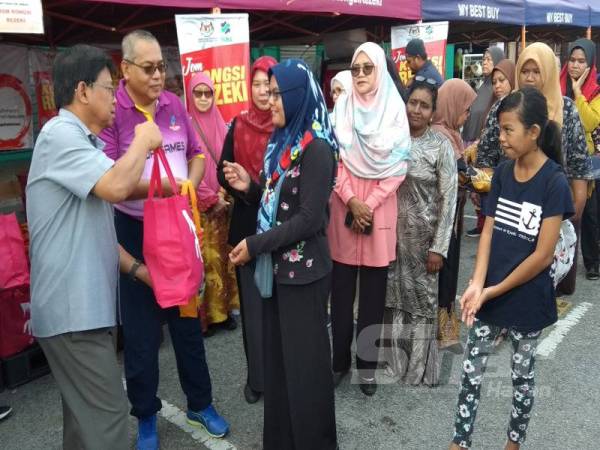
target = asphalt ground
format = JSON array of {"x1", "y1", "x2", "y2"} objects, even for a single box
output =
[{"x1": 1, "y1": 208, "x2": 598, "y2": 450}]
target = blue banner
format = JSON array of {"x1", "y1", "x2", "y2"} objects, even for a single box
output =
[
  {"x1": 525, "y1": 0, "x2": 590, "y2": 28},
  {"x1": 422, "y1": 0, "x2": 524, "y2": 25},
  {"x1": 588, "y1": 0, "x2": 600, "y2": 26}
]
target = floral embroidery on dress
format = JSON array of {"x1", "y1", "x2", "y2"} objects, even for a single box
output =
[
  {"x1": 292, "y1": 187, "x2": 298, "y2": 195},
  {"x1": 282, "y1": 241, "x2": 305, "y2": 263},
  {"x1": 273, "y1": 263, "x2": 279, "y2": 275},
  {"x1": 280, "y1": 202, "x2": 290, "y2": 211},
  {"x1": 289, "y1": 165, "x2": 301, "y2": 178},
  {"x1": 306, "y1": 258, "x2": 313, "y2": 268},
  {"x1": 289, "y1": 271, "x2": 295, "y2": 279}
]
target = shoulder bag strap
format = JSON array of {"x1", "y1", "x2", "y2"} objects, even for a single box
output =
[{"x1": 191, "y1": 118, "x2": 219, "y2": 166}]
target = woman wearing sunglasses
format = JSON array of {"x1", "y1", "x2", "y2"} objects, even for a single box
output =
[
  {"x1": 187, "y1": 72, "x2": 240, "y2": 336},
  {"x1": 225, "y1": 58, "x2": 338, "y2": 450},
  {"x1": 431, "y1": 79, "x2": 476, "y2": 352},
  {"x1": 329, "y1": 42, "x2": 411, "y2": 396}
]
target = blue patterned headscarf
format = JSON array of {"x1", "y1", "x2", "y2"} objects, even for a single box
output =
[
  {"x1": 254, "y1": 59, "x2": 338, "y2": 297},
  {"x1": 257, "y1": 59, "x2": 338, "y2": 236}
]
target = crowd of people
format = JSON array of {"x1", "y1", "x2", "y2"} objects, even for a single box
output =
[{"x1": 20, "y1": 27, "x2": 597, "y2": 450}]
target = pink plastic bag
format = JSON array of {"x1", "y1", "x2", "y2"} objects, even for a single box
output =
[
  {"x1": 143, "y1": 148, "x2": 203, "y2": 309},
  {"x1": 0, "y1": 213, "x2": 30, "y2": 290},
  {"x1": 0, "y1": 285, "x2": 34, "y2": 358}
]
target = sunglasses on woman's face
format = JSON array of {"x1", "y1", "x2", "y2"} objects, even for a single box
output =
[
  {"x1": 350, "y1": 63, "x2": 375, "y2": 77},
  {"x1": 193, "y1": 89, "x2": 214, "y2": 99}
]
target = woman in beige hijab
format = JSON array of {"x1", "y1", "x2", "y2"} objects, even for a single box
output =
[{"x1": 516, "y1": 42, "x2": 592, "y2": 295}]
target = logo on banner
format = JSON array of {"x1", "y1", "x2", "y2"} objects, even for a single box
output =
[
  {"x1": 221, "y1": 21, "x2": 231, "y2": 34},
  {"x1": 198, "y1": 21, "x2": 214, "y2": 37}
]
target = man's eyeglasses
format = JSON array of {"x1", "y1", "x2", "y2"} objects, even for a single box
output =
[
  {"x1": 89, "y1": 82, "x2": 115, "y2": 98},
  {"x1": 413, "y1": 75, "x2": 438, "y2": 87},
  {"x1": 193, "y1": 88, "x2": 213, "y2": 99},
  {"x1": 350, "y1": 63, "x2": 375, "y2": 77},
  {"x1": 124, "y1": 59, "x2": 167, "y2": 76}
]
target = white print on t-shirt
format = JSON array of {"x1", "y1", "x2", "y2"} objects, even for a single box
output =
[{"x1": 494, "y1": 197, "x2": 542, "y2": 237}]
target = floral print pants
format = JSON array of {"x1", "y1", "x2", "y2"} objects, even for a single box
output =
[{"x1": 452, "y1": 319, "x2": 542, "y2": 448}]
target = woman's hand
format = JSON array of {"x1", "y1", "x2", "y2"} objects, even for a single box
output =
[
  {"x1": 229, "y1": 239, "x2": 251, "y2": 265},
  {"x1": 571, "y1": 67, "x2": 590, "y2": 98},
  {"x1": 351, "y1": 218, "x2": 364, "y2": 234},
  {"x1": 426, "y1": 251, "x2": 444, "y2": 273},
  {"x1": 222, "y1": 161, "x2": 251, "y2": 193},
  {"x1": 348, "y1": 197, "x2": 373, "y2": 229},
  {"x1": 461, "y1": 286, "x2": 492, "y2": 327},
  {"x1": 459, "y1": 282, "x2": 483, "y2": 324}
]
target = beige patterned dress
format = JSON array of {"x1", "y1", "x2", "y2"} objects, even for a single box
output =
[{"x1": 384, "y1": 128, "x2": 457, "y2": 385}]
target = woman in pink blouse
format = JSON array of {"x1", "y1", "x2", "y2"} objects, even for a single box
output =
[{"x1": 328, "y1": 42, "x2": 411, "y2": 396}]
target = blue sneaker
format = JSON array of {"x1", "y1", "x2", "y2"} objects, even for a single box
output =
[
  {"x1": 186, "y1": 404, "x2": 229, "y2": 438},
  {"x1": 137, "y1": 414, "x2": 159, "y2": 450}
]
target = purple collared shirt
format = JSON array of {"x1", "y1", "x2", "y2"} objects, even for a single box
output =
[{"x1": 100, "y1": 79, "x2": 203, "y2": 219}]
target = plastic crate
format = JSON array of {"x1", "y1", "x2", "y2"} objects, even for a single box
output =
[{"x1": 1, "y1": 342, "x2": 50, "y2": 389}]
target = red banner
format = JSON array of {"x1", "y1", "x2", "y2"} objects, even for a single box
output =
[
  {"x1": 180, "y1": 43, "x2": 249, "y2": 123},
  {"x1": 391, "y1": 22, "x2": 449, "y2": 87},
  {"x1": 33, "y1": 71, "x2": 57, "y2": 128},
  {"x1": 176, "y1": 14, "x2": 250, "y2": 123}
]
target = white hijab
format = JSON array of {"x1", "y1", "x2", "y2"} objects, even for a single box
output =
[{"x1": 333, "y1": 42, "x2": 411, "y2": 179}]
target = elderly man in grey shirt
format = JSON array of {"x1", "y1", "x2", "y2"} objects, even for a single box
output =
[{"x1": 26, "y1": 44, "x2": 161, "y2": 450}]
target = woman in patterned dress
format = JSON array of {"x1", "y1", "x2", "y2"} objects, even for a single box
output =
[
  {"x1": 188, "y1": 72, "x2": 240, "y2": 333},
  {"x1": 384, "y1": 80, "x2": 457, "y2": 386}
]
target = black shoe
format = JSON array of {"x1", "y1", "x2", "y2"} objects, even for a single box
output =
[
  {"x1": 332, "y1": 370, "x2": 349, "y2": 388},
  {"x1": 359, "y1": 377, "x2": 377, "y2": 396},
  {"x1": 221, "y1": 315, "x2": 238, "y2": 331},
  {"x1": 586, "y1": 265, "x2": 600, "y2": 280},
  {"x1": 203, "y1": 326, "x2": 216, "y2": 338},
  {"x1": 243, "y1": 383, "x2": 261, "y2": 404},
  {"x1": 465, "y1": 227, "x2": 481, "y2": 237},
  {"x1": 0, "y1": 406, "x2": 12, "y2": 421}
]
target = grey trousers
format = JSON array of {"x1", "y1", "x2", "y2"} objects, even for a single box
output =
[{"x1": 38, "y1": 327, "x2": 129, "y2": 450}]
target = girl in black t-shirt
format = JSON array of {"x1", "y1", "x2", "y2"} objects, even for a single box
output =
[{"x1": 449, "y1": 87, "x2": 574, "y2": 450}]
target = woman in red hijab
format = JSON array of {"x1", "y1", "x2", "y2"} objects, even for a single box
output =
[
  {"x1": 217, "y1": 55, "x2": 277, "y2": 403},
  {"x1": 188, "y1": 72, "x2": 240, "y2": 335}
]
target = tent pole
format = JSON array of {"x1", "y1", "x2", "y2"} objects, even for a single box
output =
[
  {"x1": 521, "y1": 25, "x2": 526, "y2": 50},
  {"x1": 587, "y1": 26, "x2": 592, "y2": 39}
]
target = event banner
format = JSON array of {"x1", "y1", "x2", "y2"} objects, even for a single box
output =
[
  {"x1": 175, "y1": 14, "x2": 250, "y2": 123},
  {"x1": 391, "y1": 21, "x2": 449, "y2": 87},
  {"x1": 29, "y1": 48, "x2": 58, "y2": 130},
  {"x1": 0, "y1": 45, "x2": 33, "y2": 150},
  {"x1": 0, "y1": 0, "x2": 43, "y2": 34}
]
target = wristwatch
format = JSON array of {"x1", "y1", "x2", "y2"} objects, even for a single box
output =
[{"x1": 128, "y1": 259, "x2": 142, "y2": 282}]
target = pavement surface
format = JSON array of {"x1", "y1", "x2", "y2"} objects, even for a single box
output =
[{"x1": 1, "y1": 210, "x2": 599, "y2": 450}]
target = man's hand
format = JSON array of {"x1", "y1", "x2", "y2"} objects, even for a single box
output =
[{"x1": 134, "y1": 121, "x2": 162, "y2": 151}]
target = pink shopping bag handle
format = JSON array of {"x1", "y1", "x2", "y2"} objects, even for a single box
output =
[{"x1": 148, "y1": 147, "x2": 179, "y2": 199}]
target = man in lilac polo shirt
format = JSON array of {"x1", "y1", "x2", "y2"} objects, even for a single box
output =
[{"x1": 100, "y1": 30, "x2": 229, "y2": 450}]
